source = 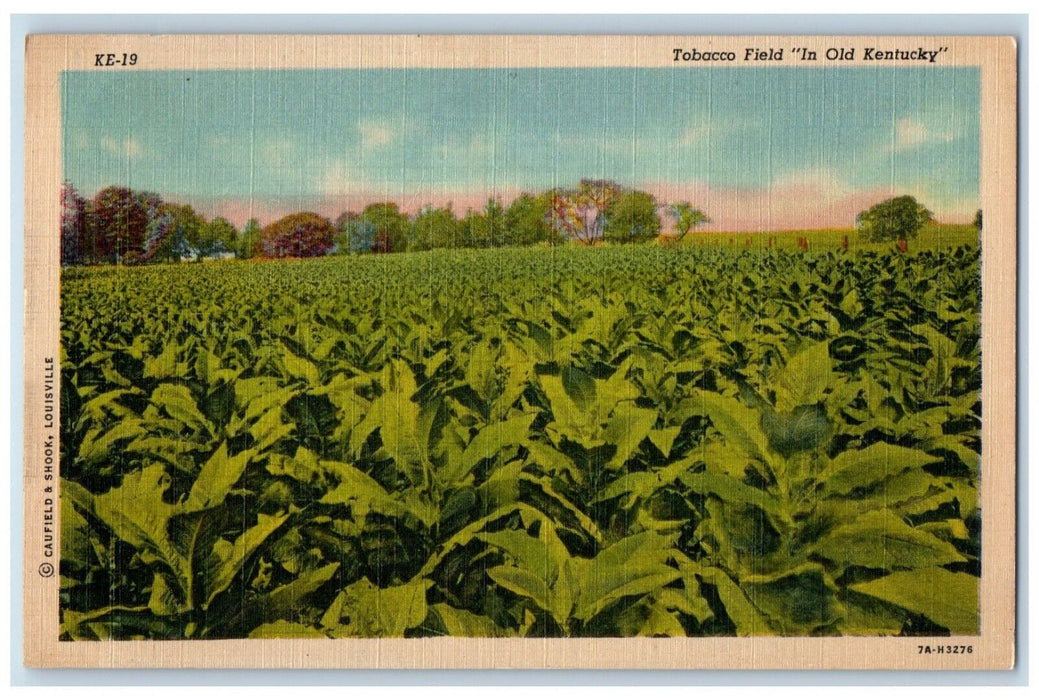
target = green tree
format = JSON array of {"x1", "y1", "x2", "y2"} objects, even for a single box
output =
[
  {"x1": 142, "y1": 203, "x2": 204, "y2": 263},
  {"x1": 237, "y1": 219, "x2": 262, "y2": 259},
  {"x1": 362, "y1": 202, "x2": 411, "y2": 253},
  {"x1": 504, "y1": 192, "x2": 557, "y2": 246},
  {"x1": 604, "y1": 190, "x2": 661, "y2": 243},
  {"x1": 206, "y1": 217, "x2": 238, "y2": 256},
  {"x1": 411, "y1": 205, "x2": 461, "y2": 250},
  {"x1": 483, "y1": 198, "x2": 506, "y2": 247},
  {"x1": 973, "y1": 209, "x2": 983, "y2": 232},
  {"x1": 856, "y1": 195, "x2": 933, "y2": 242},
  {"x1": 669, "y1": 202, "x2": 711, "y2": 240}
]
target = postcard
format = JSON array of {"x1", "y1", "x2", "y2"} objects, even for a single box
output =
[{"x1": 22, "y1": 34, "x2": 1017, "y2": 669}]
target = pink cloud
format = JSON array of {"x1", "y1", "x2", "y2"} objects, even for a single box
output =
[
  {"x1": 644, "y1": 180, "x2": 970, "y2": 232},
  {"x1": 184, "y1": 180, "x2": 971, "y2": 232},
  {"x1": 190, "y1": 188, "x2": 524, "y2": 228}
]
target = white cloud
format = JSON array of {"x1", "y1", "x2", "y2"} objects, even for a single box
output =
[
  {"x1": 358, "y1": 120, "x2": 393, "y2": 149},
  {"x1": 100, "y1": 136, "x2": 141, "y2": 158},
  {"x1": 894, "y1": 117, "x2": 956, "y2": 150},
  {"x1": 320, "y1": 160, "x2": 363, "y2": 196},
  {"x1": 679, "y1": 124, "x2": 712, "y2": 147},
  {"x1": 260, "y1": 137, "x2": 294, "y2": 166}
]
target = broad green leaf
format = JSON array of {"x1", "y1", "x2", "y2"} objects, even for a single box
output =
[
  {"x1": 811, "y1": 510, "x2": 966, "y2": 571},
  {"x1": 419, "y1": 502, "x2": 549, "y2": 577},
  {"x1": 594, "y1": 456, "x2": 697, "y2": 508},
  {"x1": 839, "y1": 591, "x2": 909, "y2": 636},
  {"x1": 60, "y1": 605, "x2": 153, "y2": 641},
  {"x1": 691, "y1": 441, "x2": 756, "y2": 479},
  {"x1": 740, "y1": 564, "x2": 840, "y2": 635},
  {"x1": 648, "y1": 427, "x2": 682, "y2": 459},
  {"x1": 143, "y1": 343, "x2": 179, "y2": 380},
  {"x1": 604, "y1": 405, "x2": 657, "y2": 469},
  {"x1": 326, "y1": 577, "x2": 430, "y2": 637},
  {"x1": 150, "y1": 384, "x2": 212, "y2": 434},
  {"x1": 432, "y1": 604, "x2": 505, "y2": 637},
  {"x1": 761, "y1": 404, "x2": 830, "y2": 456},
  {"x1": 204, "y1": 512, "x2": 291, "y2": 608},
  {"x1": 680, "y1": 472, "x2": 781, "y2": 518},
  {"x1": 279, "y1": 342, "x2": 320, "y2": 384},
  {"x1": 699, "y1": 568, "x2": 773, "y2": 636},
  {"x1": 451, "y1": 413, "x2": 535, "y2": 482},
  {"x1": 918, "y1": 518, "x2": 971, "y2": 541},
  {"x1": 850, "y1": 568, "x2": 978, "y2": 634},
  {"x1": 184, "y1": 442, "x2": 252, "y2": 511},
  {"x1": 60, "y1": 485, "x2": 95, "y2": 569},
  {"x1": 523, "y1": 440, "x2": 583, "y2": 484},
  {"x1": 77, "y1": 420, "x2": 145, "y2": 463},
  {"x1": 487, "y1": 565, "x2": 555, "y2": 619},
  {"x1": 259, "y1": 561, "x2": 340, "y2": 622},
  {"x1": 478, "y1": 525, "x2": 570, "y2": 585},
  {"x1": 561, "y1": 363, "x2": 602, "y2": 411},
  {"x1": 539, "y1": 373, "x2": 587, "y2": 434},
  {"x1": 249, "y1": 407, "x2": 295, "y2": 453},
  {"x1": 820, "y1": 443, "x2": 941, "y2": 497},
  {"x1": 616, "y1": 600, "x2": 687, "y2": 637},
  {"x1": 93, "y1": 463, "x2": 180, "y2": 574},
  {"x1": 684, "y1": 389, "x2": 773, "y2": 464},
  {"x1": 773, "y1": 341, "x2": 832, "y2": 412},
  {"x1": 657, "y1": 582, "x2": 714, "y2": 624},
  {"x1": 573, "y1": 531, "x2": 681, "y2": 621}
]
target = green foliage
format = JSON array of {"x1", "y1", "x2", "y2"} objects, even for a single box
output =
[
  {"x1": 505, "y1": 193, "x2": 559, "y2": 246},
  {"x1": 857, "y1": 195, "x2": 933, "y2": 242},
  {"x1": 237, "y1": 219, "x2": 263, "y2": 259},
  {"x1": 362, "y1": 202, "x2": 411, "y2": 253},
  {"x1": 668, "y1": 202, "x2": 710, "y2": 240},
  {"x1": 412, "y1": 205, "x2": 463, "y2": 251},
  {"x1": 60, "y1": 242, "x2": 980, "y2": 640},
  {"x1": 604, "y1": 190, "x2": 661, "y2": 243}
]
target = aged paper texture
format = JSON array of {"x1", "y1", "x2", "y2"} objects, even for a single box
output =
[{"x1": 23, "y1": 34, "x2": 1016, "y2": 669}]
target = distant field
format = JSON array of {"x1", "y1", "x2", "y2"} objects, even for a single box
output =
[{"x1": 667, "y1": 223, "x2": 978, "y2": 252}]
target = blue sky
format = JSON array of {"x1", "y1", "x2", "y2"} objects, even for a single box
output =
[{"x1": 62, "y1": 66, "x2": 979, "y2": 229}]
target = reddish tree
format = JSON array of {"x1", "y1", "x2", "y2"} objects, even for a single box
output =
[
  {"x1": 260, "y1": 212, "x2": 335, "y2": 258},
  {"x1": 89, "y1": 186, "x2": 158, "y2": 263},
  {"x1": 549, "y1": 179, "x2": 623, "y2": 243},
  {"x1": 60, "y1": 181, "x2": 86, "y2": 265}
]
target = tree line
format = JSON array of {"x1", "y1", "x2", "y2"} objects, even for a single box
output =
[{"x1": 60, "y1": 180, "x2": 711, "y2": 265}]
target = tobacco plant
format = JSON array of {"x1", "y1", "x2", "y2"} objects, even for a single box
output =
[{"x1": 59, "y1": 243, "x2": 981, "y2": 639}]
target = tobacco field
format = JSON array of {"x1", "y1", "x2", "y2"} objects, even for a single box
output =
[{"x1": 59, "y1": 243, "x2": 982, "y2": 639}]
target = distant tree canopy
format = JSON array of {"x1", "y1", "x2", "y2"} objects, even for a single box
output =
[
  {"x1": 142, "y1": 203, "x2": 204, "y2": 263},
  {"x1": 669, "y1": 202, "x2": 711, "y2": 240},
  {"x1": 60, "y1": 181, "x2": 87, "y2": 265},
  {"x1": 974, "y1": 209, "x2": 983, "y2": 232},
  {"x1": 238, "y1": 219, "x2": 262, "y2": 259},
  {"x1": 60, "y1": 179, "x2": 710, "y2": 265},
  {"x1": 604, "y1": 190, "x2": 661, "y2": 243},
  {"x1": 856, "y1": 195, "x2": 933, "y2": 242},
  {"x1": 505, "y1": 192, "x2": 558, "y2": 246},
  {"x1": 261, "y1": 212, "x2": 335, "y2": 258},
  {"x1": 550, "y1": 179, "x2": 624, "y2": 244},
  {"x1": 362, "y1": 202, "x2": 411, "y2": 254}
]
